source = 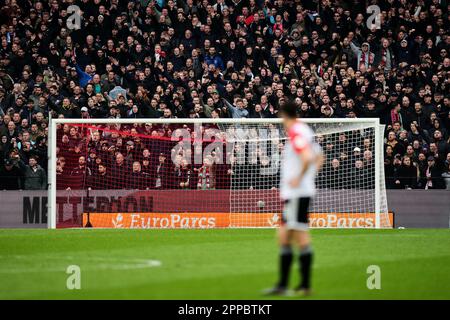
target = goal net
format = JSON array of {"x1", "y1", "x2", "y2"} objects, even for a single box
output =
[{"x1": 48, "y1": 118, "x2": 391, "y2": 229}]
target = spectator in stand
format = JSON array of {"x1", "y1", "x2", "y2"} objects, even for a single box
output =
[
  {"x1": 0, "y1": 158, "x2": 22, "y2": 190},
  {"x1": 325, "y1": 158, "x2": 342, "y2": 189},
  {"x1": 154, "y1": 153, "x2": 169, "y2": 189},
  {"x1": 69, "y1": 155, "x2": 92, "y2": 189},
  {"x1": 196, "y1": 156, "x2": 215, "y2": 190},
  {"x1": 174, "y1": 158, "x2": 193, "y2": 189},
  {"x1": 90, "y1": 163, "x2": 111, "y2": 190},
  {"x1": 352, "y1": 159, "x2": 370, "y2": 189},
  {"x1": 17, "y1": 155, "x2": 47, "y2": 190},
  {"x1": 395, "y1": 156, "x2": 418, "y2": 189},
  {"x1": 110, "y1": 152, "x2": 129, "y2": 189},
  {"x1": 128, "y1": 161, "x2": 145, "y2": 190},
  {"x1": 422, "y1": 156, "x2": 445, "y2": 190}
]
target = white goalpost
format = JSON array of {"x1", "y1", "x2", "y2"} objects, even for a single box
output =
[{"x1": 48, "y1": 118, "x2": 391, "y2": 229}]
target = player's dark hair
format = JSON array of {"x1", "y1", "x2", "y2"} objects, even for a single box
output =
[{"x1": 279, "y1": 101, "x2": 298, "y2": 119}]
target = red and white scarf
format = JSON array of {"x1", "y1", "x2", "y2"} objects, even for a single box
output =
[{"x1": 197, "y1": 166, "x2": 211, "y2": 189}]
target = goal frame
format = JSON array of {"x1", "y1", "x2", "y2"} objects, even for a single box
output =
[{"x1": 48, "y1": 117, "x2": 385, "y2": 229}]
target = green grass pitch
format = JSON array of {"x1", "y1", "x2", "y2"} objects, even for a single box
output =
[{"x1": 0, "y1": 228, "x2": 449, "y2": 299}]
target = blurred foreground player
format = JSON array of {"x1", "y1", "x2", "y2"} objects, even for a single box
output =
[{"x1": 264, "y1": 102, "x2": 324, "y2": 296}]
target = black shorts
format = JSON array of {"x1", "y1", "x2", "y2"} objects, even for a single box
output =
[{"x1": 281, "y1": 197, "x2": 311, "y2": 230}]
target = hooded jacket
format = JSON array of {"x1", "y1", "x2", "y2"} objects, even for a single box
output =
[{"x1": 350, "y1": 41, "x2": 375, "y2": 71}]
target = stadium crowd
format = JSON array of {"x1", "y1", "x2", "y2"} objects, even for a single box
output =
[{"x1": 0, "y1": 0, "x2": 449, "y2": 191}]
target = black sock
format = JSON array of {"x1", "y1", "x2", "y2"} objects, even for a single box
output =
[
  {"x1": 299, "y1": 246, "x2": 313, "y2": 289},
  {"x1": 278, "y1": 245, "x2": 293, "y2": 288}
]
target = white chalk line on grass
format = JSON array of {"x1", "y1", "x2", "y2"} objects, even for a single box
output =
[{"x1": 0, "y1": 255, "x2": 161, "y2": 274}]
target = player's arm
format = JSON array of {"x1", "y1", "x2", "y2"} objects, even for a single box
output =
[{"x1": 289, "y1": 146, "x2": 314, "y2": 188}]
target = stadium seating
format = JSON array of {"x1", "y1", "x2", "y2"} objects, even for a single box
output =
[{"x1": 0, "y1": 0, "x2": 448, "y2": 190}]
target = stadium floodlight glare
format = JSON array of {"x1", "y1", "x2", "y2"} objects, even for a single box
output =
[{"x1": 48, "y1": 118, "x2": 391, "y2": 229}]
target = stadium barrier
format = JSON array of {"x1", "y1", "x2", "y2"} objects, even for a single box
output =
[
  {"x1": 0, "y1": 190, "x2": 447, "y2": 228},
  {"x1": 52, "y1": 189, "x2": 388, "y2": 228},
  {"x1": 82, "y1": 212, "x2": 394, "y2": 229}
]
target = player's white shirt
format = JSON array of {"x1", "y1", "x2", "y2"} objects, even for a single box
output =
[{"x1": 280, "y1": 121, "x2": 321, "y2": 200}]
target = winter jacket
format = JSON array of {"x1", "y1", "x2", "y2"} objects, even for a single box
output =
[{"x1": 18, "y1": 161, "x2": 47, "y2": 190}]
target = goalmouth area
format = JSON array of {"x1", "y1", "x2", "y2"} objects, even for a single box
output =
[{"x1": 48, "y1": 118, "x2": 392, "y2": 229}]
